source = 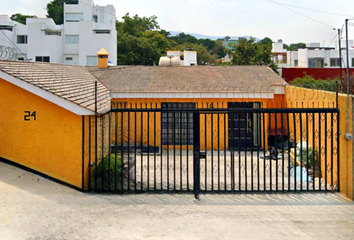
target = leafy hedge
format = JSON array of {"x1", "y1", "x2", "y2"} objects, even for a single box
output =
[
  {"x1": 91, "y1": 154, "x2": 123, "y2": 191},
  {"x1": 290, "y1": 75, "x2": 341, "y2": 93}
]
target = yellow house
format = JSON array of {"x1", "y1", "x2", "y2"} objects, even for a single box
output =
[
  {"x1": 0, "y1": 60, "x2": 110, "y2": 189},
  {"x1": 88, "y1": 65, "x2": 286, "y2": 151},
  {"x1": 0, "y1": 59, "x2": 351, "y2": 200}
]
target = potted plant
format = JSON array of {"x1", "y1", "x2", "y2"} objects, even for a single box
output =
[{"x1": 295, "y1": 141, "x2": 319, "y2": 177}]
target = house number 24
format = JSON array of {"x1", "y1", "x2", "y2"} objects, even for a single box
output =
[{"x1": 24, "y1": 111, "x2": 37, "y2": 121}]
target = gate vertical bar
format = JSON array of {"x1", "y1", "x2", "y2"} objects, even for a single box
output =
[
  {"x1": 94, "y1": 81, "x2": 98, "y2": 192},
  {"x1": 238, "y1": 111, "x2": 241, "y2": 191},
  {"x1": 324, "y1": 112, "x2": 328, "y2": 192},
  {"x1": 193, "y1": 111, "x2": 201, "y2": 198},
  {"x1": 312, "y1": 112, "x2": 316, "y2": 191},
  {"x1": 173, "y1": 111, "x2": 176, "y2": 191},
  {"x1": 269, "y1": 113, "x2": 272, "y2": 192},
  {"x1": 257, "y1": 112, "x2": 260, "y2": 192},
  {"x1": 287, "y1": 112, "x2": 291, "y2": 191},
  {"x1": 154, "y1": 107, "x2": 157, "y2": 191},
  {"x1": 187, "y1": 109, "x2": 190, "y2": 191},
  {"x1": 141, "y1": 107, "x2": 143, "y2": 191},
  {"x1": 293, "y1": 113, "x2": 297, "y2": 191},
  {"x1": 114, "y1": 113, "x2": 118, "y2": 192},
  {"x1": 244, "y1": 112, "x2": 248, "y2": 193},
  {"x1": 337, "y1": 112, "x2": 340, "y2": 191},
  {"x1": 275, "y1": 113, "x2": 278, "y2": 191},
  {"x1": 135, "y1": 105, "x2": 137, "y2": 192},
  {"x1": 231, "y1": 111, "x2": 235, "y2": 192},
  {"x1": 263, "y1": 112, "x2": 266, "y2": 191},
  {"x1": 121, "y1": 112, "x2": 124, "y2": 191},
  {"x1": 251, "y1": 111, "x2": 254, "y2": 192},
  {"x1": 128, "y1": 110, "x2": 130, "y2": 192},
  {"x1": 281, "y1": 113, "x2": 285, "y2": 192},
  {"x1": 108, "y1": 113, "x2": 111, "y2": 192},
  {"x1": 88, "y1": 116, "x2": 91, "y2": 192},
  {"x1": 180, "y1": 111, "x2": 183, "y2": 191},
  {"x1": 331, "y1": 112, "x2": 334, "y2": 188},
  {"x1": 224, "y1": 112, "x2": 227, "y2": 191},
  {"x1": 204, "y1": 112, "x2": 207, "y2": 192},
  {"x1": 101, "y1": 111, "x2": 104, "y2": 191},
  {"x1": 167, "y1": 109, "x2": 170, "y2": 191},
  {"x1": 147, "y1": 108, "x2": 150, "y2": 191},
  {"x1": 217, "y1": 113, "x2": 220, "y2": 192},
  {"x1": 299, "y1": 113, "x2": 303, "y2": 191},
  {"x1": 82, "y1": 116, "x2": 85, "y2": 191},
  {"x1": 211, "y1": 112, "x2": 214, "y2": 192},
  {"x1": 306, "y1": 112, "x2": 309, "y2": 190},
  {"x1": 318, "y1": 113, "x2": 322, "y2": 191}
]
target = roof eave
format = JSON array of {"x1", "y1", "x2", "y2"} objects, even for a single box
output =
[{"x1": 0, "y1": 70, "x2": 96, "y2": 116}]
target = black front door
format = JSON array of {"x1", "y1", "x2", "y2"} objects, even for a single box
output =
[{"x1": 228, "y1": 103, "x2": 260, "y2": 150}]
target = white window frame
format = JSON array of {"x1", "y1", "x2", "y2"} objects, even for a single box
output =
[
  {"x1": 65, "y1": 35, "x2": 79, "y2": 44},
  {"x1": 17, "y1": 35, "x2": 28, "y2": 44},
  {"x1": 86, "y1": 56, "x2": 98, "y2": 66},
  {"x1": 65, "y1": 13, "x2": 84, "y2": 22}
]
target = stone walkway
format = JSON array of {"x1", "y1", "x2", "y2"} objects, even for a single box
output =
[{"x1": 0, "y1": 161, "x2": 353, "y2": 240}]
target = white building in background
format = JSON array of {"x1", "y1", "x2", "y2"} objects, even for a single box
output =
[
  {"x1": 159, "y1": 50, "x2": 198, "y2": 66},
  {"x1": 272, "y1": 39, "x2": 354, "y2": 69},
  {"x1": 0, "y1": 0, "x2": 117, "y2": 66}
]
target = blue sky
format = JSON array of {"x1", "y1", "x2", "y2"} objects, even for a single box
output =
[{"x1": 1, "y1": 0, "x2": 354, "y2": 45}]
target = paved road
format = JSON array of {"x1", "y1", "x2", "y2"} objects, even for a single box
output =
[{"x1": 0, "y1": 161, "x2": 353, "y2": 240}]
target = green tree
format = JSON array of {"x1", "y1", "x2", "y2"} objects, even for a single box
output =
[
  {"x1": 10, "y1": 13, "x2": 37, "y2": 25},
  {"x1": 117, "y1": 13, "x2": 170, "y2": 65},
  {"x1": 230, "y1": 37, "x2": 277, "y2": 72},
  {"x1": 258, "y1": 37, "x2": 273, "y2": 46},
  {"x1": 168, "y1": 33, "x2": 198, "y2": 45},
  {"x1": 46, "y1": 0, "x2": 78, "y2": 24},
  {"x1": 197, "y1": 38, "x2": 215, "y2": 51},
  {"x1": 210, "y1": 40, "x2": 225, "y2": 58},
  {"x1": 285, "y1": 42, "x2": 306, "y2": 51}
]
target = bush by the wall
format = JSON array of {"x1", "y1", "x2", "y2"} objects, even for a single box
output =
[
  {"x1": 91, "y1": 154, "x2": 123, "y2": 191},
  {"x1": 290, "y1": 75, "x2": 341, "y2": 93}
]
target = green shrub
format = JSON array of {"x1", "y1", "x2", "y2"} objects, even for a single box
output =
[
  {"x1": 295, "y1": 141, "x2": 318, "y2": 168},
  {"x1": 290, "y1": 75, "x2": 341, "y2": 93},
  {"x1": 91, "y1": 154, "x2": 123, "y2": 191}
]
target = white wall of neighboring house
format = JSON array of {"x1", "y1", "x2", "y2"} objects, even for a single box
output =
[
  {"x1": 0, "y1": 15, "x2": 16, "y2": 48},
  {"x1": 26, "y1": 18, "x2": 63, "y2": 63},
  {"x1": 183, "y1": 51, "x2": 197, "y2": 66},
  {"x1": 273, "y1": 41, "x2": 354, "y2": 69},
  {"x1": 272, "y1": 42, "x2": 284, "y2": 53},
  {"x1": 0, "y1": 0, "x2": 116, "y2": 66}
]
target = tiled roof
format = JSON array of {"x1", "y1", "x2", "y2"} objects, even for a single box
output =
[
  {"x1": 0, "y1": 60, "x2": 110, "y2": 114},
  {"x1": 87, "y1": 65, "x2": 286, "y2": 93}
]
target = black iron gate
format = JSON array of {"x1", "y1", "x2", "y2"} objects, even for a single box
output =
[{"x1": 88, "y1": 106, "x2": 340, "y2": 195}]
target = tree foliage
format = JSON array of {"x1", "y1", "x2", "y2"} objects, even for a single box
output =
[
  {"x1": 211, "y1": 40, "x2": 225, "y2": 58},
  {"x1": 117, "y1": 13, "x2": 170, "y2": 65},
  {"x1": 10, "y1": 13, "x2": 37, "y2": 25},
  {"x1": 168, "y1": 33, "x2": 198, "y2": 45},
  {"x1": 258, "y1": 37, "x2": 273, "y2": 46},
  {"x1": 231, "y1": 37, "x2": 272, "y2": 65},
  {"x1": 46, "y1": 0, "x2": 78, "y2": 24},
  {"x1": 285, "y1": 42, "x2": 306, "y2": 51}
]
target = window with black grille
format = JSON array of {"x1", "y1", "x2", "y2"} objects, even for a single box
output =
[{"x1": 161, "y1": 103, "x2": 195, "y2": 145}]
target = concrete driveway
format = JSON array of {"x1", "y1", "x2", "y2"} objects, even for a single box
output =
[{"x1": 0, "y1": 161, "x2": 353, "y2": 240}]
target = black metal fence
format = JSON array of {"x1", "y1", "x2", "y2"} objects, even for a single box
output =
[{"x1": 88, "y1": 105, "x2": 340, "y2": 195}]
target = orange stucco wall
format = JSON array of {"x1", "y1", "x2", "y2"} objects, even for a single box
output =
[
  {"x1": 286, "y1": 86, "x2": 353, "y2": 200},
  {"x1": 0, "y1": 78, "x2": 83, "y2": 188},
  {"x1": 111, "y1": 96, "x2": 285, "y2": 151}
]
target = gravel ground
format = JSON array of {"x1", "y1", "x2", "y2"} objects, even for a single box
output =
[{"x1": 0, "y1": 161, "x2": 353, "y2": 240}]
